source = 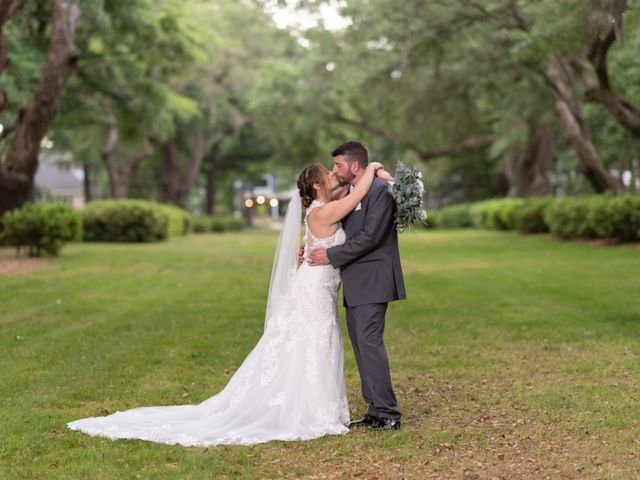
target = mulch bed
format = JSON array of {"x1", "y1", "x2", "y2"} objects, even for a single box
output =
[{"x1": 0, "y1": 249, "x2": 48, "y2": 275}]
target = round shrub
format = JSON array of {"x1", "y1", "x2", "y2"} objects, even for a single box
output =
[
  {"x1": 83, "y1": 199, "x2": 169, "y2": 242},
  {"x1": 156, "y1": 204, "x2": 194, "y2": 236},
  {"x1": 1, "y1": 202, "x2": 82, "y2": 256}
]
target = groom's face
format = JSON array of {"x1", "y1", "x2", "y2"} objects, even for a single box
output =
[{"x1": 332, "y1": 155, "x2": 355, "y2": 185}]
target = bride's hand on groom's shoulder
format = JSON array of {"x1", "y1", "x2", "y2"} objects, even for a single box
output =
[{"x1": 375, "y1": 167, "x2": 395, "y2": 184}]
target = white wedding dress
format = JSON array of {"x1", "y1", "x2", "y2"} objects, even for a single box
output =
[{"x1": 67, "y1": 200, "x2": 350, "y2": 446}]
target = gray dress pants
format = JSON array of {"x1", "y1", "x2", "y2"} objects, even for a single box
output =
[{"x1": 346, "y1": 302, "x2": 400, "y2": 420}]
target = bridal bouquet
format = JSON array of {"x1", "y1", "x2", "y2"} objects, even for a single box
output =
[{"x1": 387, "y1": 162, "x2": 427, "y2": 232}]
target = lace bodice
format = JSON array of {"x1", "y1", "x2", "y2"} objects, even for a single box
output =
[{"x1": 303, "y1": 200, "x2": 346, "y2": 261}]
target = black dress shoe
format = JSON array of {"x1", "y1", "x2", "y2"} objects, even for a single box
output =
[
  {"x1": 369, "y1": 417, "x2": 401, "y2": 430},
  {"x1": 349, "y1": 414, "x2": 379, "y2": 428}
]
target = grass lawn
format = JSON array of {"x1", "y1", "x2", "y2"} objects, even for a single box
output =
[{"x1": 1, "y1": 229, "x2": 639, "y2": 479}]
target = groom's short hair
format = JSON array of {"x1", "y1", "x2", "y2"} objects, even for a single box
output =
[{"x1": 331, "y1": 141, "x2": 368, "y2": 168}]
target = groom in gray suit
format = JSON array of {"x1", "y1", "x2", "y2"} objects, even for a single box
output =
[{"x1": 308, "y1": 140, "x2": 406, "y2": 430}]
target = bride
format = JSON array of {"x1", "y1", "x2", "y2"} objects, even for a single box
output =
[{"x1": 67, "y1": 161, "x2": 390, "y2": 446}]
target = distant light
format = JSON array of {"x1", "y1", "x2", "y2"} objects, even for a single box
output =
[
  {"x1": 269, "y1": 198, "x2": 279, "y2": 207},
  {"x1": 325, "y1": 62, "x2": 336, "y2": 72},
  {"x1": 256, "y1": 195, "x2": 266, "y2": 205},
  {"x1": 244, "y1": 199, "x2": 254, "y2": 208}
]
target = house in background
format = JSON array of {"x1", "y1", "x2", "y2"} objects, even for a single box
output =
[{"x1": 34, "y1": 152, "x2": 85, "y2": 208}]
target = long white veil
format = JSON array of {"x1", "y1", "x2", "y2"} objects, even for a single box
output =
[{"x1": 265, "y1": 190, "x2": 302, "y2": 330}]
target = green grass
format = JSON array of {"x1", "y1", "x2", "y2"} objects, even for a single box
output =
[{"x1": 1, "y1": 230, "x2": 639, "y2": 479}]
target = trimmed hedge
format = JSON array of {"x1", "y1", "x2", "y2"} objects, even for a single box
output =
[
  {"x1": 429, "y1": 203, "x2": 473, "y2": 229},
  {"x1": 193, "y1": 215, "x2": 245, "y2": 233},
  {"x1": 544, "y1": 195, "x2": 640, "y2": 241},
  {"x1": 82, "y1": 199, "x2": 170, "y2": 242},
  {"x1": 471, "y1": 198, "x2": 526, "y2": 230},
  {"x1": 513, "y1": 197, "x2": 553, "y2": 234},
  {"x1": 1, "y1": 202, "x2": 82, "y2": 256},
  {"x1": 431, "y1": 194, "x2": 640, "y2": 242}
]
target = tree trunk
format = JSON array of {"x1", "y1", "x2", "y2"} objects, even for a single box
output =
[
  {"x1": 205, "y1": 153, "x2": 222, "y2": 215},
  {"x1": 516, "y1": 123, "x2": 553, "y2": 197},
  {"x1": 0, "y1": 0, "x2": 80, "y2": 215},
  {"x1": 159, "y1": 130, "x2": 226, "y2": 208},
  {"x1": 105, "y1": 146, "x2": 153, "y2": 199},
  {"x1": 111, "y1": 179, "x2": 129, "y2": 199},
  {"x1": 546, "y1": 56, "x2": 622, "y2": 193},
  {"x1": 159, "y1": 140, "x2": 179, "y2": 204},
  {"x1": 82, "y1": 160, "x2": 92, "y2": 202},
  {"x1": 100, "y1": 101, "x2": 153, "y2": 199}
]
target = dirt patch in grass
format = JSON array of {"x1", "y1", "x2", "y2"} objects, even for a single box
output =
[
  {"x1": 398, "y1": 378, "x2": 636, "y2": 479},
  {"x1": 0, "y1": 250, "x2": 48, "y2": 275}
]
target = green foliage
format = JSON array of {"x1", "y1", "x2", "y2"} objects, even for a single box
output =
[
  {"x1": 588, "y1": 195, "x2": 640, "y2": 241},
  {"x1": 453, "y1": 194, "x2": 640, "y2": 242},
  {"x1": 82, "y1": 200, "x2": 170, "y2": 243},
  {"x1": 1, "y1": 203, "x2": 82, "y2": 256},
  {"x1": 544, "y1": 195, "x2": 640, "y2": 241},
  {"x1": 156, "y1": 204, "x2": 194, "y2": 236},
  {"x1": 192, "y1": 216, "x2": 211, "y2": 233},
  {"x1": 193, "y1": 215, "x2": 245, "y2": 233},
  {"x1": 512, "y1": 197, "x2": 554, "y2": 234},
  {"x1": 471, "y1": 198, "x2": 530, "y2": 231},
  {"x1": 543, "y1": 197, "x2": 599, "y2": 239},
  {"x1": 429, "y1": 203, "x2": 473, "y2": 229}
]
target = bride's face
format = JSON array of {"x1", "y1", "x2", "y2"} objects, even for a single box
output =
[{"x1": 323, "y1": 168, "x2": 339, "y2": 191}]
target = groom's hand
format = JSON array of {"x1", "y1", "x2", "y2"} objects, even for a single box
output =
[
  {"x1": 308, "y1": 247, "x2": 330, "y2": 266},
  {"x1": 298, "y1": 245, "x2": 305, "y2": 266}
]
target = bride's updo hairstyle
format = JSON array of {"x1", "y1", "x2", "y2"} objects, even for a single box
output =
[{"x1": 297, "y1": 163, "x2": 328, "y2": 209}]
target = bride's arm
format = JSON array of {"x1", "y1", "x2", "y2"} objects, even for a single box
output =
[
  {"x1": 330, "y1": 183, "x2": 349, "y2": 201},
  {"x1": 376, "y1": 167, "x2": 395, "y2": 183},
  {"x1": 315, "y1": 162, "x2": 383, "y2": 225}
]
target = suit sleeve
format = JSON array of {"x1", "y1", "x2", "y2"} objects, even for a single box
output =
[{"x1": 326, "y1": 182, "x2": 395, "y2": 269}]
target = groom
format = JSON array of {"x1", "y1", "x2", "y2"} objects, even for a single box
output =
[{"x1": 308, "y1": 140, "x2": 406, "y2": 430}]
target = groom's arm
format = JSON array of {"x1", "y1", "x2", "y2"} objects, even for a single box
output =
[{"x1": 326, "y1": 182, "x2": 394, "y2": 269}]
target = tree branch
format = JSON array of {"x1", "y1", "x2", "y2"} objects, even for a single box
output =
[
  {"x1": 333, "y1": 113, "x2": 495, "y2": 161},
  {"x1": 122, "y1": 144, "x2": 154, "y2": 179},
  {"x1": 579, "y1": 21, "x2": 640, "y2": 137}
]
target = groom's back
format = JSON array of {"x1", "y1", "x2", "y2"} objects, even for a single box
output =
[{"x1": 340, "y1": 177, "x2": 406, "y2": 307}]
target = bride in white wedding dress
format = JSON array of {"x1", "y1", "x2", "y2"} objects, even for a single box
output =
[{"x1": 67, "y1": 161, "x2": 389, "y2": 447}]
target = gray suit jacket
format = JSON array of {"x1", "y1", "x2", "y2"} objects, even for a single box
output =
[{"x1": 327, "y1": 177, "x2": 406, "y2": 307}]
